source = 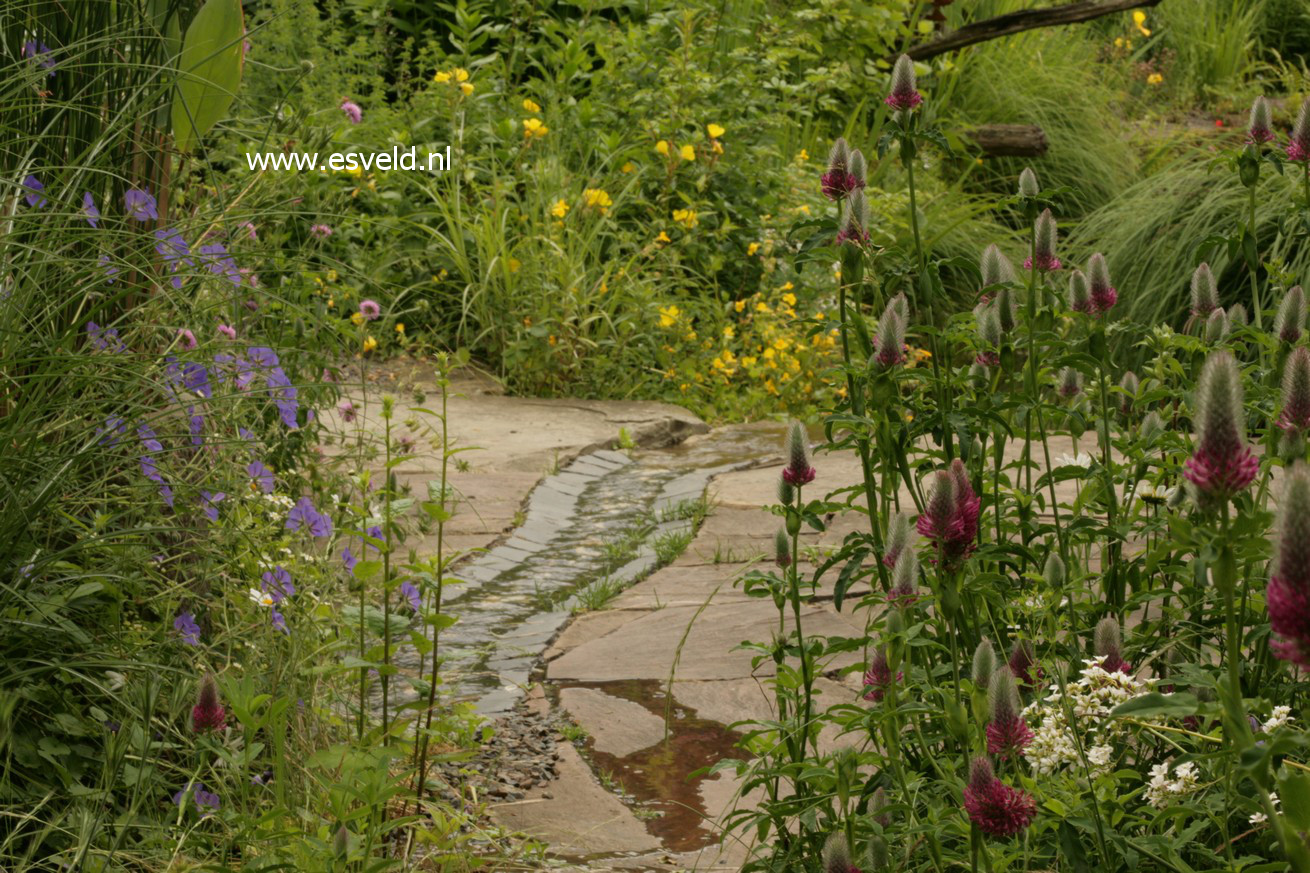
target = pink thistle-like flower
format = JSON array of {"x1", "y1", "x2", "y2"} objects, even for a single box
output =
[
  {"x1": 191, "y1": 672, "x2": 226, "y2": 732},
  {"x1": 782, "y1": 420, "x2": 816, "y2": 486},
  {"x1": 863, "y1": 647, "x2": 901, "y2": 702},
  {"x1": 1248, "y1": 95, "x2": 1275, "y2": 144},
  {"x1": 340, "y1": 99, "x2": 362, "y2": 124},
  {"x1": 1275, "y1": 286, "x2": 1306, "y2": 344},
  {"x1": 963, "y1": 757, "x2": 1036, "y2": 838},
  {"x1": 339, "y1": 400, "x2": 357, "y2": 423},
  {"x1": 310, "y1": 224, "x2": 333, "y2": 239},
  {"x1": 975, "y1": 351, "x2": 1000, "y2": 367},
  {"x1": 1068, "y1": 270, "x2": 1093, "y2": 314},
  {"x1": 885, "y1": 55, "x2": 923, "y2": 111},
  {"x1": 1183, "y1": 352, "x2": 1258, "y2": 506},
  {"x1": 217, "y1": 324, "x2": 236, "y2": 340},
  {"x1": 821, "y1": 832, "x2": 862, "y2": 873},
  {"x1": 359, "y1": 299, "x2": 381, "y2": 320},
  {"x1": 1269, "y1": 463, "x2": 1310, "y2": 666},
  {"x1": 177, "y1": 328, "x2": 197, "y2": 350},
  {"x1": 1094, "y1": 617, "x2": 1132, "y2": 674}
]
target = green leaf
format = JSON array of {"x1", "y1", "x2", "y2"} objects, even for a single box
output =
[
  {"x1": 1110, "y1": 692, "x2": 1199, "y2": 719},
  {"x1": 171, "y1": 0, "x2": 245, "y2": 153},
  {"x1": 1278, "y1": 770, "x2": 1310, "y2": 832}
]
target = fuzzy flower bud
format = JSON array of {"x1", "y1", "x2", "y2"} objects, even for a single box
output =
[
  {"x1": 986, "y1": 667, "x2": 1034, "y2": 759},
  {"x1": 1017, "y1": 167, "x2": 1040, "y2": 198},
  {"x1": 1268, "y1": 463, "x2": 1310, "y2": 666},
  {"x1": 885, "y1": 54, "x2": 923, "y2": 111},
  {"x1": 1248, "y1": 95, "x2": 1275, "y2": 144},
  {"x1": 889, "y1": 547, "x2": 919, "y2": 606},
  {"x1": 972, "y1": 639, "x2": 997, "y2": 688},
  {"x1": 917, "y1": 462, "x2": 979, "y2": 567},
  {"x1": 964, "y1": 757, "x2": 1037, "y2": 837},
  {"x1": 980, "y1": 244, "x2": 1016, "y2": 288},
  {"x1": 1279, "y1": 347, "x2": 1310, "y2": 439},
  {"x1": 874, "y1": 304, "x2": 907, "y2": 368},
  {"x1": 1228, "y1": 303, "x2": 1248, "y2": 328},
  {"x1": 822, "y1": 138, "x2": 861, "y2": 200},
  {"x1": 1057, "y1": 366, "x2": 1082, "y2": 399},
  {"x1": 774, "y1": 528, "x2": 792, "y2": 568},
  {"x1": 777, "y1": 477, "x2": 795, "y2": 506},
  {"x1": 1094, "y1": 617, "x2": 1131, "y2": 673},
  {"x1": 871, "y1": 786, "x2": 892, "y2": 827},
  {"x1": 1007, "y1": 639, "x2": 1042, "y2": 687},
  {"x1": 192, "y1": 672, "x2": 226, "y2": 732},
  {"x1": 867, "y1": 837, "x2": 889, "y2": 871},
  {"x1": 848, "y1": 149, "x2": 868, "y2": 187},
  {"x1": 1140, "y1": 410, "x2": 1164, "y2": 443},
  {"x1": 882, "y1": 512, "x2": 914, "y2": 567},
  {"x1": 782, "y1": 420, "x2": 815, "y2": 486},
  {"x1": 1275, "y1": 286, "x2": 1306, "y2": 344},
  {"x1": 975, "y1": 305, "x2": 1002, "y2": 366},
  {"x1": 994, "y1": 285, "x2": 1017, "y2": 333},
  {"x1": 1183, "y1": 351, "x2": 1258, "y2": 506},
  {"x1": 836, "y1": 189, "x2": 872, "y2": 246},
  {"x1": 1204, "y1": 307, "x2": 1229, "y2": 344},
  {"x1": 863, "y1": 645, "x2": 901, "y2": 703},
  {"x1": 1289, "y1": 97, "x2": 1310, "y2": 162},
  {"x1": 1118, "y1": 371, "x2": 1139, "y2": 417},
  {"x1": 1043, "y1": 552, "x2": 1066, "y2": 587},
  {"x1": 1025, "y1": 209, "x2": 1060, "y2": 272},
  {"x1": 1190, "y1": 262, "x2": 1219, "y2": 317},
  {"x1": 1068, "y1": 269, "x2": 1092, "y2": 314},
  {"x1": 822, "y1": 832, "x2": 860, "y2": 873},
  {"x1": 1086, "y1": 252, "x2": 1117, "y2": 314}
]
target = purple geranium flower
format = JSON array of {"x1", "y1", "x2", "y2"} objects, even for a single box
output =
[
  {"x1": 173, "y1": 782, "x2": 220, "y2": 816},
  {"x1": 22, "y1": 175, "x2": 47, "y2": 208},
  {"x1": 261, "y1": 566, "x2": 295, "y2": 603},
  {"x1": 247, "y1": 346, "x2": 280, "y2": 368},
  {"x1": 247, "y1": 459, "x2": 274, "y2": 493},
  {"x1": 174, "y1": 611, "x2": 201, "y2": 646},
  {"x1": 199, "y1": 490, "x2": 225, "y2": 522},
  {"x1": 98, "y1": 254, "x2": 119, "y2": 283},
  {"x1": 342, "y1": 546, "x2": 357, "y2": 572},
  {"x1": 401, "y1": 580, "x2": 421, "y2": 612},
  {"x1": 287, "y1": 497, "x2": 331, "y2": 537},
  {"x1": 83, "y1": 192, "x2": 100, "y2": 227},
  {"x1": 125, "y1": 189, "x2": 158, "y2": 221},
  {"x1": 271, "y1": 609, "x2": 288, "y2": 635},
  {"x1": 97, "y1": 415, "x2": 128, "y2": 446}
]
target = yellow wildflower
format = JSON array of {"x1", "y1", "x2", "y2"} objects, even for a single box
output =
[
  {"x1": 460, "y1": 82, "x2": 475, "y2": 96},
  {"x1": 782, "y1": 292, "x2": 797, "y2": 307},
  {"x1": 453, "y1": 68, "x2": 469, "y2": 82},
  {"x1": 712, "y1": 141, "x2": 723, "y2": 155},
  {"x1": 672, "y1": 208, "x2": 698, "y2": 228},
  {"x1": 522, "y1": 97, "x2": 541, "y2": 113},
  {"x1": 795, "y1": 204, "x2": 811, "y2": 215},
  {"x1": 680, "y1": 144, "x2": 696, "y2": 161},
  {"x1": 621, "y1": 161, "x2": 636, "y2": 173},
  {"x1": 656, "y1": 230, "x2": 671, "y2": 244},
  {"x1": 327, "y1": 298, "x2": 334, "y2": 308},
  {"x1": 780, "y1": 281, "x2": 794, "y2": 291},
  {"x1": 551, "y1": 198, "x2": 570, "y2": 218},
  {"x1": 523, "y1": 117, "x2": 548, "y2": 138},
  {"x1": 548, "y1": 335, "x2": 557, "y2": 346},
  {"x1": 583, "y1": 188, "x2": 612, "y2": 214},
  {"x1": 796, "y1": 149, "x2": 809, "y2": 162},
  {"x1": 326, "y1": 269, "x2": 338, "y2": 282},
  {"x1": 755, "y1": 302, "x2": 770, "y2": 313},
  {"x1": 351, "y1": 312, "x2": 366, "y2": 326},
  {"x1": 765, "y1": 379, "x2": 778, "y2": 395},
  {"x1": 742, "y1": 356, "x2": 757, "y2": 367},
  {"x1": 734, "y1": 300, "x2": 746, "y2": 312},
  {"x1": 723, "y1": 325, "x2": 735, "y2": 338},
  {"x1": 395, "y1": 323, "x2": 405, "y2": 334},
  {"x1": 363, "y1": 335, "x2": 377, "y2": 353},
  {"x1": 438, "y1": 269, "x2": 449, "y2": 280},
  {"x1": 707, "y1": 123, "x2": 725, "y2": 138},
  {"x1": 747, "y1": 242, "x2": 760, "y2": 256},
  {"x1": 434, "y1": 70, "x2": 452, "y2": 83},
  {"x1": 1147, "y1": 72, "x2": 1163, "y2": 85},
  {"x1": 658, "y1": 305, "x2": 681, "y2": 328},
  {"x1": 1133, "y1": 10, "x2": 1151, "y2": 36},
  {"x1": 655, "y1": 140, "x2": 671, "y2": 156}
]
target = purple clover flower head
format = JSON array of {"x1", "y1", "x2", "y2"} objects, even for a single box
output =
[
  {"x1": 821, "y1": 138, "x2": 853, "y2": 201},
  {"x1": 874, "y1": 303, "x2": 907, "y2": 368},
  {"x1": 401, "y1": 581, "x2": 422, "y2": 612},
  {"x1": 1025, "y1": 209, "x2": 1060, "y2": 272},
  {"x1": 174, "y1": 611, "x2": 201, "y2": 646},
  {"x1": 262, "y1": 566, "x2": 295, "y2": 603},
  {"x1": 1183, "y1": 351, "x2": 1258, "y2": 507},
  {"x1": 1279, "y1": 348, "x2": 1310, "y2": 438},
  {"x1": 885, "y1": 54, "x2": 922, "y2": 112},
  {"x1": 980, "y1": 244, "x2": 1016, "y2": 288},
  {"x1": 340, "y1": 98, "x2": 363, "y2": 124},
  {"x1": 192, "y1": 673, "x2": 226, "y2": 732},
  {"x1": 1190, "y1": 262, "x2": 1219, "y2": 317},
  {"x1": 882, "y1": 512, "x2": 914, "y2": 568},
  {"x1": 247, "y1": 459, "x2": 275, "y2": 493},
  {"x1": 1248, "y1": 95, "x2": 1275, "y2": 144},
  {"x1": 986, "y1": 667, "x2": 1034, "y2": 759},
  {"x1": 916, "y1": 461, "x2": 979, "y2": 568},
  {"x1": 124, "y1": 189, "x2": 158, "y2": 221},
  {"x1": 1289, "y1": 97, "x2": 1310, "y2": 163},
  {"x1": 781, "y1": 420, "x2": 815, "y2": 486},
  {"x1": 22, "y1": 175, "x2": 47, "y2": 208},
  {"x1": 835, "y1": 189, "x2": 870, "y2": 246},
  {"x1": 287, "y1": 497, "x2": 331, "y2": 537},
  {"x1": 1086, "y1": 252, "x2": 1117, "y2": 314},
  {"x1": 177, "y1": 328, "x2": 197, "y2": 350},
  {"x1": 310, "y1": 224, "x2": 333, "y2": 239},
  {"x1": 82, "y1": 192, "x2": 100, "y2": 227},
  {"x1": 217, "y1": 324, "x2": 237, "y2": 341},
  {"x1": 862, "y1": 646, "x2": 901, "y2": 702},
  {"x1": 1094, "y1": 617, "x2": 1132, "y2": 674},
  {"x1": 199, "y1": 490, "x2": 225, "y2": 523},
  {"x1": 359, "y1": 299, "x2": 381, "y2": 320},
  {"x1": 339, "y1": 400, "x2": 357, "y2": 422},
  {"x1": 1268, "y1": 463, "x2": 1310, "y2": 666},
  {"x1": 964, "y1": 756, "x2": 1036, "y2": 837},
  {"x1": 1275, "y1": 286, "x2": 1306, "y2": 344},
  {"x1": 1057, "y1": 366, "x2": 1082, "y2": 399},
  {"x1": 1067, "y1": 270, "x2": 1092, "y2": 314}
]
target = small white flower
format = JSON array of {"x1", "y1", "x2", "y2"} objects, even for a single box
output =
[
  {"x1": 249, "y1": 587, "x2": 275, "y2": 607},
  {"x1": 1056, "y1": 451, "x2": 1095, "y2": 469},
  {"x1": 1264, "y1": 706, "x2": 1294, "y2": 732},
  {"x1": 1251, "y1": 792, "x2": 1280, "y2": 825},
  {"x1": 105, "y1": 670, "x2": 125, "y2": 691},
  {"x1": 1087, "y1": 744, "x2": 1113, "y2": 769}
]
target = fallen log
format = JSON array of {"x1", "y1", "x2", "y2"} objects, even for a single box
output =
[{"x1": 965, "y1": 124, "x2": 1048, "y2": 157}]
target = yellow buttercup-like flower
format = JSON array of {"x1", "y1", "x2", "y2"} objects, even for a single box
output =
[
  {"x1": 782, "y1": 292, "x2": 797, "y2": 307},
  {"x1": 655, "y1": 140, "x2": 671, "y2": 156},
  {"x1": 707, "y1": 123, "x2": 725, "y2": 138},
  {"x1": 434, "y1": 70, "x2": 452, "y2": 83},
  {"x1": 583, "y1": 188, "x2": 612, "y2": 214},
  {"x1": 621, "y1": 161, "x2": 636, "y2": 173},
  {"x1": 551, "y1": 199, "x2": 570, "y2": 218},
  {"x1": 395, "y1": 323, "x2": 405, "y2": 334},
  {"x1": 1132, "y1": 10, "x2": 1151, "y2": 36},
  {"x1": 509, "y1": 258, "x2": 521, "y2": 273},
  {"x1": 734, "y1": 300, "x2": 746, "y2": 313},
  {"x1": 523, "y1": 117, "x2": 548, "y2": 138},
  {"x1": 351, "y1": 312, "x2": 366, "y2": 326},
  {"x1": 658, "y1": 305, "x2": 681, "y2": 328},
  {"x1": 679, "y1": 144, "x2": 696, "y2": 161},
  {"x1": 460, "y1": 82, "x2": 475, "y2": 96},
  {"x1": 795, "y1": 148, "x2": 809, "y2": 162},
  {"x1": 747, "y1": 242, "x2": 760, "y2": 256},
  {"x1": 656, "y1": 230, "x2": 671, "y2": 244},
  {"x1": 1147, "y1": 72, "x2": 1163, "y2": 85},
  {"x1": 522, "y1": 97, "x2": 541, "y2": 113},
  {"x1": 780, "y1": 281, "x2": 794, "y2": 292},
  {"x1": 672, "y1": 208, "x2": 698, "y2": 228},
  {"x1": 363, "y1": 335, "x2": 377, "y2": 352},
  {"x1": 453, "y1": 68, "x2": 469, "y2": 82}
]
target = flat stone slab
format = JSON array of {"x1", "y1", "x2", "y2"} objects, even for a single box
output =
[{"x1": 559, "y1": 687, "x2": 666, "y2": 757}]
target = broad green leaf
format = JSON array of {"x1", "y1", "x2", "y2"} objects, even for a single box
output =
[
  {"x1": 171, "y1": 0, "x2": 245, "y2": 153},
  {"x1": 1110, "y1": 692, "x2": 1199, "y2": 719}
]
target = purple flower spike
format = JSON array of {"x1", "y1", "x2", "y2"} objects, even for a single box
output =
[
  {"x1": 1288, "y1": 97, "x2": 1310, "y2": 163},
  {"x1": 862, "y1": 646, "x2": 901, "y2": 702},
  {"x1": 1190, "y1": 262, "x2": 1219, "y2": 317},
  {"x1": 874, "y1": 303, "x2": 907, "y2": 368},
  {"x1": 124, "y1": 189, "x2": 158, "y2": 221},
  {"x1": 781, "y1": 420, "x2": 816, "y2": 486},
  {"x1": 1086, "y1": 252, "x2": 1117, "y2": 314},
  {"x1": 1269, "y1": 463, "x2": 1310, "y2": 667},
  {"x1": 916, "y1": 460, "x2": 980, "y2": 568},
  {"x1": 986, "y1": 668, "x2": 1034, "y2": 759},
  {"x1": 1279, "y1": 348, "x2": 1310, "y2": 440},
  {"x1": 192, "y1": 672, "x2": 226, "y2": 732},
  {"x1": 1275, "y1": 286, "x2": 1306, "y2": 344},
  {"x1": 835, "y1": 189, "x2": 870, "y2": 245},
  {"x1": 1183, "y1": 351, "x2": 1258, "y2": 507},
  {"x1": 884, "y1": 54, "x2": 923, "y2": 111},
  {"x1": 964, "y1": 757, "x2": 1036, "y2": 837},
  {"x1": 1248, "y1": 95, "x2": 1275, "y2": 145},
  {"x1": 174, "y1": 611, "x2": 201, "y2": 646},
  {"x1": 1025, "y1": 209, "x2": 1060, "y2": 272}
]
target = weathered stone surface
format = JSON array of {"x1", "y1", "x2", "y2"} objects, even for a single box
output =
[{"x1": 559, "y1": 687, "x2": 666, "y2": 757}]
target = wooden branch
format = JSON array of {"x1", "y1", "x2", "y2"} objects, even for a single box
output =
[
  {"x1": 902, "y1": 0, "x2": 1164, "y2": 61},
  {"x1": 964, "y1": 124, "x2": 1048, "y2": 157}
]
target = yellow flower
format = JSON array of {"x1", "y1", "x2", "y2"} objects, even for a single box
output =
[
  {"x1": 522, "y1": 97, "x2": 541, "y2": 113},
  {"x1": 679, "y1": 144, "x2": 696, "y2": 161},
  {"x1": 551, "y1": 198, "x2": 570, "y2": 218},
  {"x1": 764, "y1": 378, "x2": 778, "y2": 395},
  {"x1": 742, "y1": 355, "x2": 757, "y2": 367},
  {"x1": 351, "y1": 312, "x2": 366, "y2": 326},
  {"x1": 672, "y1": 208, "x2": 698, "y2": 228},
  {"x1": 583, "y1": 188, "x2": 612, "y2": 214},
  {"x1": 621, "y1": 161, "x2": 636, "y2": 173},
  {"x1": 395, "y1": 323, "x2": 405, "y2": 334},
  {"x1": 712, "y1": 141, "x2": 723, "y2": 155},
  {"x1": 509, "y1": 258, "x2": 521, "y2": 273},
  {"x1": 656, "y1": 230, "x2": 671, "y2": 244},
  {"x1": 795, "y1": 204, "x2": 810, "y2": 215},
  {"x1": 782, "y1": 292, "x2": 797, "y2": 307},
  {"x1": 326, "y1": 269, "x2": 338, "y2": 282},
  {"x1": 734, "y1": 300, "x2": 746, "y2": 312},
  {"x1": 548, "y1": 335, "x2": 557, "y2": 346},
  {"x1": 363, "y1": 335, "x2": 377, "y2": 353},
  {"x1": 460, "y1": 82, "x2": 475, "y2": 96},
  {"x1": 1114, "y1": 37, "x2": 1125, "y2": 48},
  {"x1": 723, "y1": 325, "x2": 735, "y2": 338},
  {"x1": 658, "y1": 305, "x2": 681, "y2": 328},
  {"x1": 523, "y1": 117, "x2": 548, "y2": 138},
  {"x1": 796, "y1": 149, "x2": 809, "y2": 162},
  {"x1": 655, "y1": 140, "x2": 670, "y2": 156},
  {"x1": 327, "y1": 298, "x2": 335, "y2": 308},
  {"x1": 755, "y1": 301, "x2": 770, "y2": 313},
  {"x1": 453, "y1": 68, "x2": 469, "y2": 82},
  {"x1": 438, "y1": 269, "x2": 449, "y2": 280},
  {"x1": 1132, "y1": 10, "x2": 1151, "y2": 36},
  {"x1": 434, "y1": 70, "x2": 452, "y2": 83},
  {"x1": 707, "y1": 123, "x2": 725, "y2": 138},
  {"x1": 1147, "y1": 72, "x2": 1163, "y2": 85},
  {"x1": 780, "y1": 281, "x2": 794, "y2": 291},
  {"x1": 747, "y1": 242, "x2": 760, "y2": 256}
]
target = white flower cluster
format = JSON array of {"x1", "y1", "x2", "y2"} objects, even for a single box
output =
[
  {"x1": 1263, "y1": 706, "x2": 1294, "y2": 733},
  {"x1": 1145, "y1": 760, "x2": 1201, "y2": 808},
  {"x1": 1022, "y1": 658, "x2": 1150, "y2": 775},
  {"x1": 1251, "y1": 792, "x2": 1280, "y2": 825}
]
